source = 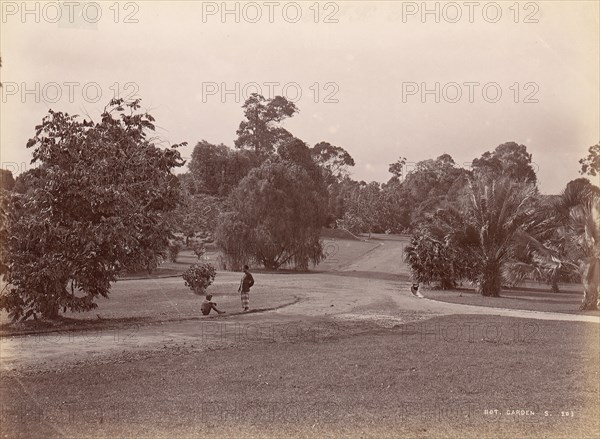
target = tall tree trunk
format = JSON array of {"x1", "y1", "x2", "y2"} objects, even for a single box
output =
[
  {"x1": 478, "y1": 260, "x2": 502, "y2": 297},
  {"x1": 550, "y1": 278, "x2": 560, "y2": 293},
  {"x1": 581, "y1": 285, "x2": 598, "y2": 310},
  {"x1": 41, "y1": 301, "x2": 60, "y2": 319},
  {"x1": 581, "y1": 260, "x2": 599, "y2": 310},
  {"x1": 263, "y1": 258, "x2": 278, "y2": 270},
  {"x1": 41, "y1": 283, "x2": 65, "y2": 319},
  {"x1": 440, "y1": 278, "x2": 456, "y2": 290}
]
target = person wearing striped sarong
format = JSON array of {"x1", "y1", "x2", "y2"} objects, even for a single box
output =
[{"x1": 238, "y1": 265, "x2": 254, "y2": 311}]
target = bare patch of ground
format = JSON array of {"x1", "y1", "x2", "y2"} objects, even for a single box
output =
[{"x1": 1, "y1": 315, "x2": 598, "y2": 439}]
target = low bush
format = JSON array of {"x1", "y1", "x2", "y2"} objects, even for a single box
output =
[{"x1": 182, "y1": 263, "x2": 217, "y2": 295}]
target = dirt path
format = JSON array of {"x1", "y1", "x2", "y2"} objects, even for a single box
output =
[
  {"x1": 2, "y1": 237, "x2": 597, "y2": 372},
  {"x1": 328, "y1": 238, "x2": 599, "y2": 323}
]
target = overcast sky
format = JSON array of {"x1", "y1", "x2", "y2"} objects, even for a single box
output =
[{"x1": 1, "y1": 1, "x2": 598, "y2": 193}]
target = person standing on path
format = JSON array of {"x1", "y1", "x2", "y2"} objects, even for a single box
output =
[{"x1": 238, "y1": 265, "x2": 254, "y2": 311}]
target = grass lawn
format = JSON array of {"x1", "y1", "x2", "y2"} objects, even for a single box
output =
[
  {"x1": 0, "y1": 237, "x2": 372, "y2": 335},
  {"x1": 0, "y1": 237, "x2": 370, "y2": 335},
  {"x1": 423, "y1": 285, "x2": 600, "y2": 316},
  {"x1": 315, "y1": 239, "x2": 380, "y2": 271},
  {"x1": 1, "y1": 234, "x2": 599, "y2": 438},
  {"x1": 0, "y1": 271, "x2": 298, "y2": 337},
  {"x1": 1, "y1": 315, "x2": 598, "y2": 438}
]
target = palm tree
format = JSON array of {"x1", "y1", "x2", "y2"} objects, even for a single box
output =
[
  {"x1": 506, "y1": 179, "x2": 600, "y2": 310},
  {"x1": 465, "y1": 176, "x2": 538, "y2": 296},
  {"x1": 405, "y1": 176, "x2": 539, "y2": 296},
  {"x1": 571, "y1": 201, "x2": 600, "y2": 309},
  {"x1": 505, "y1": 192, "x2": 575, "y2": 293}
]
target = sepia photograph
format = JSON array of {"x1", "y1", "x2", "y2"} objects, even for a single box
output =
[{"x1": 1, "y1": 1, "x2": 599, "y2": 438}]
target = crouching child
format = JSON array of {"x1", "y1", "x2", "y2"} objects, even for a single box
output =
[{"x1": 201, "y1": 294, "x2": 225, "y2": 315}]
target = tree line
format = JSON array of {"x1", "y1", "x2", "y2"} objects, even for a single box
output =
[{"x1": 0, "y1": 94, "x2": 598, "y2": 321}]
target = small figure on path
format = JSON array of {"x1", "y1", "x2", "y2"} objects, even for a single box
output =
[
  {"x1": 410, "y1": 283, "x2": 420, "y2": 296},
  {"x1": 201, "y1": 294, "x2": 225, "y2": 315},
  {"x1": 238, "y1": 264, "x2": 254, "y2": 311}
]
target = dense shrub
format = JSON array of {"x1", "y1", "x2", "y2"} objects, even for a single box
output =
[
  {"x1": 182, "y1": 263, "x2": 216, "y2": 295},
  {"x1": 405, "y1": 208, "x2": 479, "y2": 289}
]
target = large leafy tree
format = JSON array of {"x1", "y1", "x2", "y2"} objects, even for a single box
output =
[
  {"x1": 323, "y1": 177, "x2": 354, "y2": 230},
  {"x1": 336, "y1": 177, "x2": 410, "y2": 235},
  {"x1": 277, "y1": 137, "x2": 329, "y2": 195},
  {"x1": 277, "y1": 137, "x2": 315, "y2": 170},
  {"x1": 309, "y1": 142, "x2": 355, "y2": 227},
  {"x1": 401, "y1": 154, "x2": 470, "y2": 228},
  {"x1": 310, "y1": 142, "x2": 355, "y2": 185},
  {"x1": 1, "y1": 99, "x2": 185, "y2": 321},
  {"x1": 188, "y1": 140, "x2": 257, "y2": 197},
  {"x1": 579, "y1": 142, "x2": 600, "y2": 177},
  {"x1": 388, "y1": 156, "x2": 407, "y2": 182},
  {"x1": 508, "y1": 179, "x2": 600, "y2": 309},
  {"x1": 0, "y1": 188, "x2": 9, "y2": 277},
  {"x1": 472, "y1": 141, "x2": 537, "y2": 184},
  {"x1": 377, "y1": 185, "x2": 410, "y2": 233},
  {"x1": 234, "y1": 94, "x2": 297, "y2": 158},
  {"x1": 215, "y1": 157, "x2": 327, "y2": 271},
  {"x1": 340, "y1": 181, "x2": 382, "y2": 237},
  {"x1": 167, "y1": 189, "x2": 221, "y2": 244},
  {"x1": 0, "y1": 170, "x2": 15, "y2": 191}
]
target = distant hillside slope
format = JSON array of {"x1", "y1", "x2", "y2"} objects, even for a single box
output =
[
  {"x1": 340, "y1": 236, "x2": 411, "y2": 277},
  {"x1": 320, "y1": 228, "x2": 361, "y2": 241}
]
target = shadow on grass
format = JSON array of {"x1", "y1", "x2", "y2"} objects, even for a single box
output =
[
  {"x1": 501, "y1": 285, "x2": 582, "y2": 297},
  {"x1": 0, "y1": 297, "x2": 301, "y2": 338},
  {"x1": 443, "y1": 287, "x2": 583, "y2": 303},
  {"x1": 199, "y1": 296, "x2": 301, "y2": 319},
  {"x1": 423, "y1": 288, "x2": 600, "y2": 316},
  {"x1": 118, "y1": 265, "x2": 188, "y2": 280},
  {"x1": 0, "y1": 315, "x2": 152, "y2": 337}
]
